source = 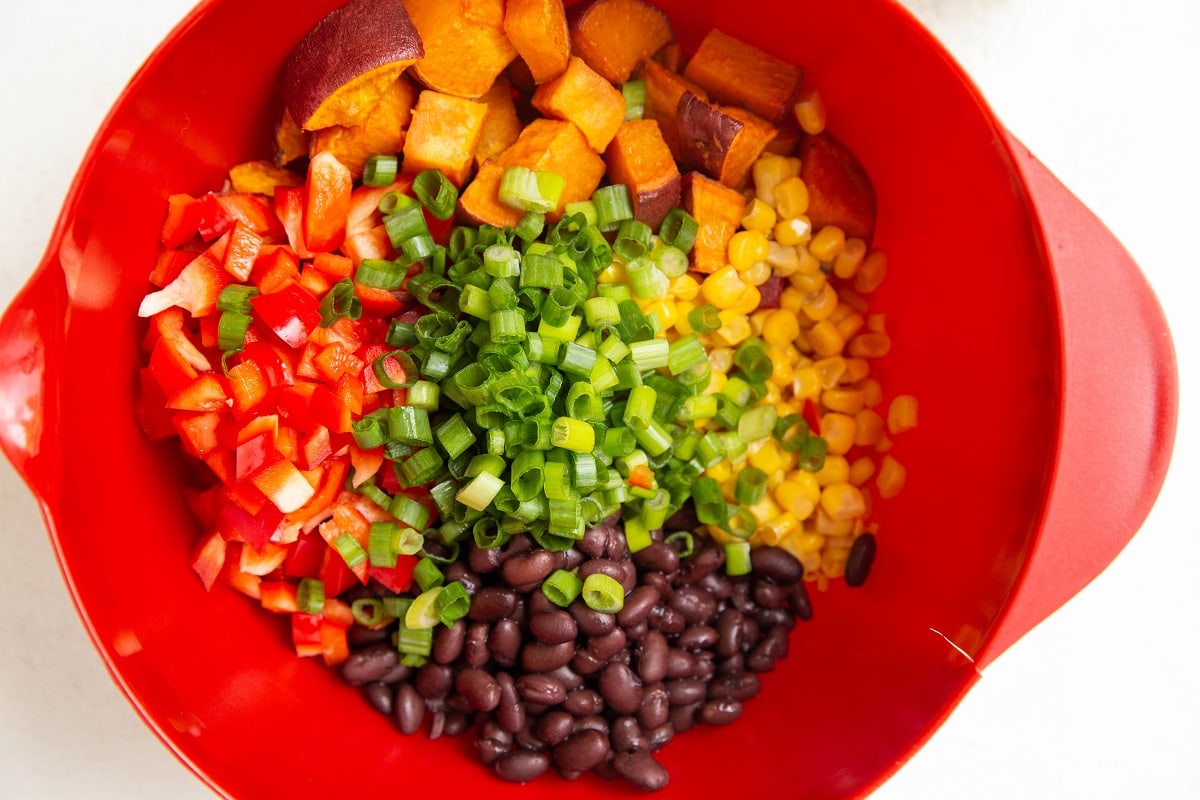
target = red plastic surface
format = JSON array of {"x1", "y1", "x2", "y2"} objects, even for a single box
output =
[{"x1": 0, "y1": 0, "x2": 1177, "y2": 798}]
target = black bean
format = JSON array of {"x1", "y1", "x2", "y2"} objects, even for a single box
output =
[
  {"x1": 543, "y1": 664, "x2": 584, "y2": 692},
  {"x1": 709, "y1": 671, "x2": 761, "y2": 701},
  {"x1": 570, "y1": 603, "x2": 616, "y2": 636},
  {"x1": 668, "y1": 701, "x2": 700, "y2": 733},
  {"x1": 394, "y1": 683, "x2": 424, "y2": 735},
  {"x1": 517, "y1": 673, "x2": 567, "y2": 705},
  {"x1": 666, "y1": 678, "x2": 707, "y2": 706},
  {"x1": 753, "y1": 579, "x2": 789, "y2": 609},
  {"x1": 755, "y1": 606, "x2": 796, "y2": 630},
  {"x1": 470, "y1": 587, "x2": 518, "y2": 621},
  {"x1": 476, "y1": 738, "x2": 509, "y2": 767},
  {"x1": 347, "y1": 624, "x2": 390, "y2": 647},
  {"x1": 604, "y1": 527, "x2": 629, "y2": 561},
  {"x1": 502, "y1": 549, "x2": 558, "y2": 587},
  {"x1": 573, "y1": 714, "x2": 610, "y2": 735},
  {"x1": 716, "y1": 608, "x2": 744, "y2": 658},
  {"x1": 500, "y1": 533, "x2": 534, "y2": 562},
  {"x1": 442, "y1": 561, "x2": 482, "y2": 594},
  {"x1": 646, "y1": 722, "x2": 674, "y2": 752},
  {"x1": 738, "y1": 616, "x2": 760, "y2": 653},
  {"x1": 747, "y1": 625, "x2": 790, "y2": 672},
  {"x1": 698, "y1": 698, "x2": 743, "y2": 726},
  {"x1": 488, "y1": 619, "x2": 522, "y2": 667},
  {"x1": 641, "y1": 571, "x2": 674, "y2": 600},
  {"x1": 599, "y1": 662, "x2": 644, "y2": 715},
  {"x1": 750, "y1": 546, "x2": 804, "y2": 584},
  {"x1": 636, "y1": 630, "x2": 669, "y2": 684},
  {"x1": 611, "y1": 716, "x2": 648, "y2": 753},
  {"x1": 340, "y1": 643, "x2": 400, "y2": 686},
  {"x1": 694, "y1": 571, "x2": 733, "y2": 601},
  {"x1": 514, "y1": 718, "x2": 546, "y2": 751},
  {"x1": 494, "y1": 750, "x2": 551, "y2": 783},
  {"x1": 571, "y1": 648, "x2": 609, "y2": 676},
  {"x1": 527, "y1": 589, "x2": 556, "y2": 616},
  {"x1": 845, "y1": 532, "x2": 876, "y2": 587},
  {"x1": 716, "y1": 653, "x2": 745, "y2": 676},
  {"x1": 433, "y1": 619, "x2": 466, "y2": 664},
  {"x1": 730, "y1": 580, "x2": 757, "y2": 614},
  {"x1": 647, "y1": 604, "x2": 686, "y2": 635},
  {"x1": 579, "y1": 525, "x2": 609, "y2": 559},
  {"x1": 790, "y1": 580, "x2": 813, "y2": 621},
  {"x1": 664, "y1": 504, "x2": 699, "y2": 532},
  {"x1": 362, "y1": 681, "x2": 393, "y2": 715},
  {"x1": 613, "y1": 751, "x2": 670, "y2": 791},
  {"x1": 691, "y1": 651, "x2": 716, "y2": 681},
  {"x1": 632, "y1": 542, "x2": 680, "y2": 574},
  {"x1": 467, "y1": 542, "x2": 502, "y2": 574},
  {"x1": 479, "y1": 719, "x2": 513, "y2": 747},
  {"x1": 563, "y1": 688, "x2": 604, "y2": 716},
  {"x1": 455, "y1": 668, "x2": 501, "y2": 711},
  {"x1": 529, "y1": 609, "x2": 577, "y2": 645},
  {"x1": 638, "y1": 682, "x2": 670, "y2": 730},
  {"x1": 522, "y1": 640, "x2": 575, "y2": 672},
  {"x1": 415, "y1": 663, "x2": 453, "y2": 700},
  {"x1": 586, "y1": 628, "x2": 627, "y2": 661},
  {"x1": 443, "y1": 710, "x2": 471, "y2": 736},
  {"x1": 429, "y1": 711, "x2": 446, "y2": 740},
  {"x1": 537, "y1": 710, "x2": 575, "y2": 746},
  {"x1": 677, "y1": 624, "x2": 719, "y2": 651},
  {"x1": 578, "y1": 558, "x2": 626, "y2": 585},
  {"x1": 677, "y1": 547, "x2": 724, "y2": 584},
  {"x1": 465, "y1": 621, "x2": 490, "y2": 667},
  {"x1": 615, "y1": 585, "x2": 658, "y2": 627},
  {"x1": 665, "y1": 648, "x2": 696, "y2": 679},
  {"x1": 553, "y1": 729, "x2": 610, "y2": 773},
  {"x1": 496, "y1": 672, "x2": 524, "y2": 733},
  {"x1": 624, "y1": 620, "x2": 648, "y2": 642}
]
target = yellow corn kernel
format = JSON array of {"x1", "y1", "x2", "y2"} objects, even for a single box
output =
[
  {"x1": 833, "y1": 237, "x2": 868, "y2": 279},
  {"x1": 789, "y1": 269, "x2": 826, "y2": 294},
  {"x1": 820, "y1": 482, "x2": 866, "y2": 521},
  {"x1": 814, "y1": 454, "x2": 849, "y2": 486},
  {"x1": 773, "y1": 216, "x2": 813, "y2": 247},
  {"x1": 854, "y1": 248, "x2": 888, "y2": 293},
  {"x1": 741, "y1": 198, "x2": 777, "y2": 232},
  {"x1": 712, "y1": 310, "x2": 752, "y2": 346},
  {"x1": 841, "y1": 357, "x2": 871, "y2": 384},
  {"x1": 705, "y1": 369, "x2": 728, "y2": 396},
  {"x1": 673, "y1": 300, "x2": 697, "y2": 335},
  {"x1": 748, "y1": 493, "x2": 783, "y2": 525},
  {"x1": 644, "y1": 297, "x2": 678, "y2": 331},
  {"x1": 758, "y1": 512, "x2": 802, "y2": 545},
  {"x1": 847, "y1": 332, "x2": 891, "y2": 359},
  {"x1": 875, "y1": 434, "x2": 894, "y2": 454},
  {"x1": 705, "y1": 524, "x2": 736, "y2": 545},
  {"x1": 876, "y1": 454, "x2": 907, "y2": 499},
  {"x1": 866, "y1": 313, "x2": 887, "y2": 334},
  {"x1": 730, "y1": 286, "x2": 763, "y2": 316},
  {"x1": 706, "y1": 458, "x2": 733, "y2": 484},
  {"x1": 748, "y1": 437, "x2": 788, "y2": 473},
  {"x1": 853, "y1": 408, "x2": 885, "y2": 447},
  {"x1": 834, "y1": 310, "x2": 865, "y2": 342},
  {"x1": 770, "y1": 357, "x2": 794, "y2": 390},
  {"x1": 773, "y1": 177, "x2": 810, "y2": 219},
  {"x1": 809, "y1": 225, "x2": 846, "y2": 262},
  {"x1": 807, "y1": 319, "x2": 845, "y2": 357},
  {"x1": 761, "y1": 379, "x2": 783, "y2": 406},
  {"x1": 728, "y1": 230, "x2": 771, "y2": 271},
  {"x1": 766, "y1": 241, "x2": 801, "y2": 277},
  {"x1": 670, "y1": 273, "x2": 701, "y2": 302},
  {"x1": 821, "y1": 546, "x2": 850, "y2": 578},
  {"x1": 849, "y1": 456, "x2": 876, "y2": 487},
  {"x1": 793, "y1": 365, "x2": 822, "y2": 399},
  {"x1": 742, "y1": 260, "x2": 773, "y2": 287},
  {"x1": 858, "y1": 377, "x2": 884, "y2": 408},
  {"x1": 753, "y1": 154, "x2": 800, "y2": 207},
  {"x1": 707, "y1": 346, "x2": 734, "y2": 374},
  {"x1": 776, "y1": 341, "x2": 802, "y2": 365},
  {"x1": 822, "y1": 387, "x2": 867, "y2": 415},
  {"x1": 701, "y1": 266, "x2": 748, "y2": 308},
  {"x1": 779, "y1": 286, "x2": 805, "y2": 314},
  {"x1": 774, "y1": 478, "x2": 819, "y2": 520},
  {"x1": 793, "y1": 89, "x2": 826, "y2": 135},
  {"x1": 802, "y1": 284, "x2": 840, "y2": 324},
  {"x1": 792, "y1": 532, "x2": 826, "y2": 556},
  {"x1": 838, "y1": 286, "x2": 870, "y2": 314},
  {"x1": 748, "y1": 309, "x2": 770, "y2": 337},
  {"x1": 596, "y1": 259, "x2": 628, "y2": 284},
  {"x1": 813, "y1": 506, "x2": 856, "y2": 537},
  {"x1": 761, "y1": 308, "x2": 801, "y2": 347},
  {"x1": 820, "y1": 412, "x2": 857, "y2": 455},
  {"x1": 887, "y1": 394, "x2": 919, "y2": 434},
  {"x1": 813, "y1": 356, "x2": 847, "y2": 388}
]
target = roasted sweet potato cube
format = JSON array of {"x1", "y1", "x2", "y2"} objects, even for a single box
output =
[
  {"x1": 568, "y1": 0, "x2": 675, "y2": 85},
  {"x1": 405, "y1": 0, "x2": 518, "y2": 99},
  {"x1": 474, "y1": 78, "x2": 523, "y2": 168},
  {"x1": 503, "y1": 0, "x2": 571, "y2": 84},
  {"x1": 604, "y1": 120, "x2": 680, "y2": 230},
  {"x1": 640, "y1": 60, "x2": 706, "y2": 158},
  {"x1": 532, "y1": 56, "x2": 626, "y2": 152},
  {"x1": 682, "y1": 172, "x2": 746, "y2": 274},
  {"x1": 799, "y1": 132, "x2": 877, "y2": 242},
  {"x1": 275, "y1": 108, "x2": 311, "y2": 167},
  {"x1": 228, "y1": 161, "x2": 304, "y2": 196},
  {"x1": 310, "y1": 76, "x2": 418, "y2": 179},
  {"x1": 402, "y1": 90, "x2": 491, "y2": 186},
  {"x1": 682, "y1": 28, "x2": 803, "y2": 125},
  {"x1": 676, "y1": 93, "x2": 777, "y2": 189}
]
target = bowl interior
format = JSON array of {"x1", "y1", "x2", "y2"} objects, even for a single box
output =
[{"x1": 25, "y1": 0, "x2": 1060, "y2": 797}]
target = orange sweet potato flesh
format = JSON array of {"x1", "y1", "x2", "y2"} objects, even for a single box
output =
[
  {"x1": 641, "y1": 60, "x2": 706, "y2": 159},
  {"x1": 798, "y1": 132, "x2": 877, "y2": 243},
  {"x1": 675, "y1": 93, "x2": 777, "y2": 189},
  {"x1": 281, "y1": 0, "x2": 423, "y2": 131},
  {"x1": 228, "y1": 161, "x2": 304, "y2": 195},
  {"x1": 604, "y1": 119, "x2": 680, "y2": 231},
  {"x1": 682, "y1": 171, "x2": 746, "y2": 274},
  {"x1": 503, "y1": 0, "x2": 571, "y2": 84},
  {"x1": 474, "y1": 78, "x2": 523, "y2": 168},
  {"x1": 682, "y1": 28, "x2": 803, "y2": 126},
  {"x1": 459, "y1": 119, "x2": 605, "y2": 227},
  {"x1": 532, "y1": 56, "x2": 626, "y2": 152},
  {"x1": 405, "y1": 0, "x2": 517, "y2": 99},
  {"x1": 310, "y1": 75, "x2": 418, "y2": 180},
  {"x1": 568, "y1": 0, "x2": 675, "y2": 85},
  {"x1": 402, "y1": 91, "x2": 492, "y2": 186},
  {"x1": 275, "y1": 108, "x2": 312, "y2": 166}
]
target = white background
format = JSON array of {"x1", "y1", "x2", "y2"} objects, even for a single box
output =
[{"x1": 0, "y1": 1, "x2": 1196, "y2": 797}]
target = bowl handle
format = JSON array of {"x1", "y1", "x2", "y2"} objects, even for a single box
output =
[{"x1": 977, "y1": 132, "x2": 1178, "y2": 668}]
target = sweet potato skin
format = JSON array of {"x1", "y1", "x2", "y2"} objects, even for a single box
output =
[
  {"x1": 681, "y1": 28, "x2": 802, "y2": 125},
  {"x1": 281, "y1": 0, "x2": 423, "y2": 130},
  {"x1": 402, "y1": 91, "x2": 491, "y2": 186},
  {"x1": 798, "y1": 132, "x2": 877, "y2": 242},
  {"x1": 503, "y1": 0, "x2": 571, "y2": 84},
  {"x1": 404, "y1": 0, "x2": 517, "y2": 99},
  {"x1": 675, "y1": 93, "x2": 776, "y2": 189},
  {"x1": 567, "y1": 0, "x2": 675, "y2": 85},
  {"x1": 641, "y1": 60, "x2": 705, "y2": 159},
  {"x1": 605, "y1": 119, "x2": 680, "y2": 230},
  {"x1": 310, "y1": 75, "x2": 418, "y2": 179},
  {"x1": 531, "y1": 56, "x2": 626, "y2": 152},
  {"x1": 682, "y1": 171, "x2": 746, "y2": 274}
]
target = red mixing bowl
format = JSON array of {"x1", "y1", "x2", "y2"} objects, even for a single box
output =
[{"x1": 0, "y1": 0, "x2": 1178, "y2": 798}]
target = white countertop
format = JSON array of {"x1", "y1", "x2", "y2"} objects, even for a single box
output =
[{"x1": 0, "y1": 1, "x2": 1197, "y2": 797}]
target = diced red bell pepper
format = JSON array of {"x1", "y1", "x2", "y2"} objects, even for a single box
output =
[
  {"x1": 167, "y1": 372, "x2": 229, "y2": 412},
  {"x1": 284, "y1": 531, "x2": 326, "y2": 579},
  {"x1": 291, "y1": 612, "x2": 324, "y2": 658},
  {"x1": 298, "y1": 425, "x2": 333, "y2": 471},
  {"x1": 320, "y1": 618, "x2": 350, "y2": 666},
  {"x1": 314, "y1": 342, "x2": 364, "y2": 384},
  {"x1": 194, "y1": 192, "x2": 236, "y2": 242},
  {"x1": 310, "y1": 383, "x2": 352, "y2": 434},
  {"x1": 274, "y1": 185, "x2": 313, "y2": 259},
  {"x1": 235, "y1": 431, "x2": 275, "y2": 482},
  {"x1": 251, "y1": 458, "x2": 317, "y2": 514},
  {"x1": 149, "y1": 249, "x2": 195, "y2": 288},
  {"x1": 236, "y1": 413, "x2": 279, "y2": 445},
  {"x1": 337, "y1": 373, "x2": 364, "y2": 416},
  {"x1": 148, "y1": 337, "x2": 199, "y2": 406},
  {"x1": 627, "y1": 463, "x2": 655, "y2": 490},
  {"x1": 276, "y1": 382, "x2": 317, "y2": 433},
  {"x1": 311, "y1": 252, "x2": 354, "y2": 279},
  {"x1": 354, "y1": 282, "x2": 404, "y2": 317},
  {"x1": 203, "y1": 449, "x2": 236, "y2": 485},
  {"x1": 368, "y1": 555, "x2": 418, "y2": 594},
  {"x1": 138, "y1": 241, "x2": 231, "y2": 318},
  {"x1": 222, "y1": 220, "x2": 265, "y2": 282},
  {"x1": 191, "y1": 530, "x2": 227, "y2": 591},
  {"x1": 215, "y1": 192, "x2": 285, "y2": 239},
  {"x1": 298, "y1": 266, "x2": 333, "y2": 299},
  {"x1": 285, "y1": 457, "x2": 349, "y2": 526},
  {"x1": 251, "y1": 283, "x2": 322, "y2": 349},
  {"x1": 260, "y1": 580, "x2": 299, "y2": 613},
  {"x1": 348, "y1": 444, "x2": 385, "y2": 487},
  {"x1": 342, "y1": 225, "x2": 394, "y2": 266},
  {"x1": 161, "y1": 193, "x2": 202, "y2": 249},
  {"x1": 275, "y1": 425, "x2": 300, "y2": 464},
  {"x1": 240, "y1": 340, "x2": 295, "y2": 388},
  {"x1": 318, "y1": 547, "x2": 359, "y2": 597},
  {"x1": 296, "y1": 342, "x2": 321, "y2": 380},
  {"x1": 239, "y1": 541, "x2": 289, "y2": 575},
  {"x1": 347, "y1": 178, "x2": 412, "y2": 236},
  {"x1": 803, "y1": 397, "x2": 823, "y2": 437},
  {"x1": 304, "y1": 150, "x2": 352, "y2": 254},
  {"x1": 227, "y1": 360, "x2": 270, "y2": 419},
  {"x1": 217, "y1": 498, "x2": 285, "y2": 552},
  {"x1": 226, "y1": 476, "x2": 271, "y2": 516},
  {"x1": 219, "y1": 545, "x2": 263, "y2": 599},
  {"x1": 251, "y1": 246, "x2": 302, "y2": 294},
  {"x1": 173, "y1": 411, "x2": 223, "y2": 459},
  {"x1": 136, "y1": 366, "x2": 178, "y2": 441}
]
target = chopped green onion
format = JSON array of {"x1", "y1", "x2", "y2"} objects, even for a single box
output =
[
  {"x1": 435, "y1": 581, "x2": 471, "y2": 625},
  {"x1": 368, "y1": 521, "x2": 399, "y2": 568},
  {"x1": 581, "y1": 573, "x2": 625, "y2": 613},
  {"x1": 296, "y1": 578, "x2": 325, "y2": 614},
  {"x1": 398, "y1": 448, "x2": 446, "y2": 487},
  {"x1": 456, "y1": 471, "x2": 505, "y2": 511},
  {"x1": 665, "y1": 530, "x2": 695, "y2": 558},
  {"x1": 734, "y1": 338, "x2": 774, "y2": 383},
  {"x1": 593, "y1": 184, "x2": 633, "y2": 232},
  {"x1": 551, "y1": 416, "x2": 596, "y2": 453},
  {"x1": 542, "y1": 569, "x2": 584, "y2": 607},
  {"x1": 622, "y1": 384, "x2": 657, "y2": 431},
  {"x1": 333, "y1": 532, "x2": 368, "y2": 570},
  {"x1": 798, "y1": 434, "x2": 829, "y2": 472},
  {"x1": 622, "y1": 80, "x2": 646, "y2": 120},
  {"x1": 735, "y1": 467, "x2": 769, "y2": 507},
  {"x1": 397, "y1": 625, "x2": 433, "y2": 657},
  {"x1": 393, "y1": 527, "x2": 425, "y2": 556},
  {"x1": 629, "y1": 338, "x2": 669, "y2": 371},
  {"x1": 413, "y1": 557, "x2": 445, "y2": 593},
  {"x1": 362, "y1": 154, "x2": 399, "y2": 187},
  {"x1": 725, "y1": 541, "x2": 753, "y2": 576},
  {"x1": 383, "y1": 203, "x2": 430, "y2": 248},
  {"x1": 318, "y1": 278, "x2": 363, "y2": 327},
  {"x1": 413, "y1": 168, "x2": 458, "y2": 220},
  {"x1": 614, "y1": 219, "x2": 653, "y2": 261},
  {"x1": 355, "y1": 258, "x2": 407, "y2": 290},
  {"x1": 217, "y1": 284, "x2": 259, "y2": 314},
  {"x1": 692, "y1": 477, "x2": 728, "y2": 526},
  {"x1": 217, "y1": 311, "x2": 252, "y2": 353},
  {"x1": 351, "y1": 597, "x2": 386, "y2": 626},
  {"x1": 405, "y1": 586, "x2": 444, "y2": 629},
  {"x1": 658, "y1": 208, "x2": 699, "y2": 252},
  {"x1": 388, "y1": 406, "x2": 433, "y2": 446},
  {"x1": 500, "y1": 166, "x2": 562, "y2": 213},
  {"x1": 667, "y1": 333, "x2": 707, "y2": 375},
  {"x1": 687, "y1": 304, "x2": 723, "y2": 334},
  {"x1": 738, "y1": 404, "x2": 778, "y2": 443}
]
